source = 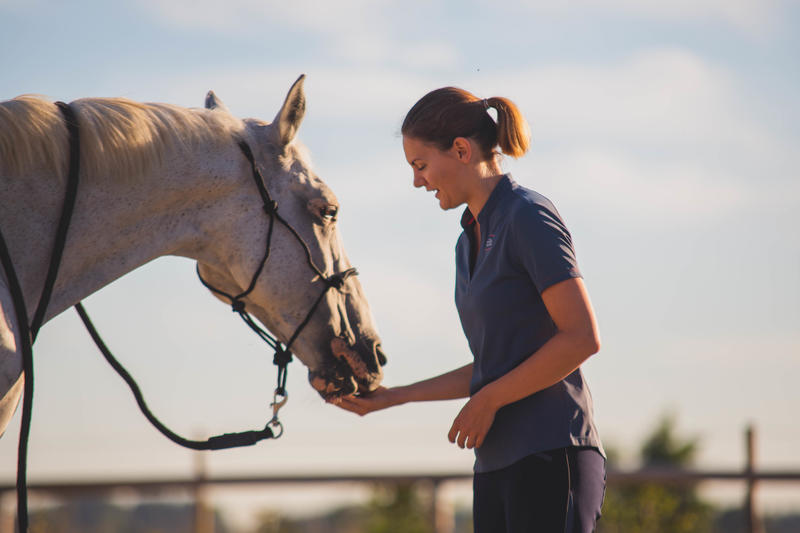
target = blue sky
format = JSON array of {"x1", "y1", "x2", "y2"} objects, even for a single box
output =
[{"x1": 2, "y1": 0, "x2": 799, "y2": 526}]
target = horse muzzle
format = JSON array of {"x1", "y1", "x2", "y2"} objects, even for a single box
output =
[{"x1": 308, "y1": 337, "x2": 386, "y2": 399}]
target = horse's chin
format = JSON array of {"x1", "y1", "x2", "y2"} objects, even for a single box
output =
[{"x1": 308, "y1": 338, "x2": 383, "y2": 401}]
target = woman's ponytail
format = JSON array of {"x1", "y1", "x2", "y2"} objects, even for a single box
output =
[{"x1": 486, "y1": 96, "x2": 530, "y2": 159}]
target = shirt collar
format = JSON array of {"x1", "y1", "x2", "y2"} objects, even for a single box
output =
[{"x1": 459, "y1": 174, "x2": 513, "y2": 231}]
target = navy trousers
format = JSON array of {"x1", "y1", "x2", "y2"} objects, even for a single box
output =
[{"x1": 473, "y1": 447, "x2": 606, "y2": 533}]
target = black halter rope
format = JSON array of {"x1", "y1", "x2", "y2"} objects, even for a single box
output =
[
  {"x1": 0, "y1": 101, "x2": 357, "y2": 531},
  {"x1": 196, "y1": 139, "x2": 357, "y2": 398}
]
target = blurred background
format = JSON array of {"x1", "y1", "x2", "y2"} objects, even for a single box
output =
[{"x1": 1, "y1": 0, "x2": 798, "y2": 531}]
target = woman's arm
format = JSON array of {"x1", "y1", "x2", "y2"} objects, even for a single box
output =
[
  {"x1": 448, "y1": 277, "x2": 600, "y2": 449},
  {"x1": 335, "y1": 362, "x2": 473, "y2": 416}
]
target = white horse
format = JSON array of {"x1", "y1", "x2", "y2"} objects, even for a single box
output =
[{"x1": 0, "y1": 75, "x2": 386, "y2": 437}]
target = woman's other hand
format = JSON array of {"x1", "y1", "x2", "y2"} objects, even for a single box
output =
[{"x1": 448, "y1": 388, "x2": 499, "y2": 449}]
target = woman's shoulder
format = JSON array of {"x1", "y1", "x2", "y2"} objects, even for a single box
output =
[
  {"x1": 505, "y1": 178, "x2": 566, "y2": 230},
  {"x1": 506, "y1": 178, "x2": 555, "y2": 210}
]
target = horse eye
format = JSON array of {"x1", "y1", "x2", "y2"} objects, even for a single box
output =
[{"x1": 320, "y1": 206, "x2": 338, "y2": 221}]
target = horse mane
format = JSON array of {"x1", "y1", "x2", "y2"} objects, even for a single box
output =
[{"x1": 0, "y1": 95, "x2": 241, "y2": 182}]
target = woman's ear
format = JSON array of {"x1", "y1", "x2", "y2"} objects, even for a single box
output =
[{"x1": 451, "y1": 137, "x2": 473, "y2": 163}]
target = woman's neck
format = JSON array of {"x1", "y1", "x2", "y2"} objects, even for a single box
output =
[{"x1": 466, "y1": 168, "x2": 503, "y2": 219}]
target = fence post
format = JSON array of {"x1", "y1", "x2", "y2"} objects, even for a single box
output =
[
  {"x1": 429, "y1": 479, "x2": 439, "y2": 533},
  {"x1": 431, "y1": 479, "x2": 454, "y2": 533},
  {"x1": 0, "y1": 491, "x2": 13, "y2": 533},
  {"x1": 745, "y1": 425, "x2": 764, "y2": 533},
  {"x1": 194, "y1": 451, "x2": 213, "y2": 533}
]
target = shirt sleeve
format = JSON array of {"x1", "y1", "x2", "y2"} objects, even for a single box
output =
[{"x1": 510, "y1": 201, "x2": 582, "y2": 294}]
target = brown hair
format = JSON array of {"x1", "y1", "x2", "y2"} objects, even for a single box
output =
[{"x1": 401, "y1": 87, "x2": 530, "y2": 160}]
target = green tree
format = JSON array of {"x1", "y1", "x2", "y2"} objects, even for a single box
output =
[
  {"x1": 366, "y1": 482, "x2": 432, "y2": 533},
  {"x1": 254, "y1": 510, "x2": 303, "y2": 533},
  {"x1": 641, "y1": 414, "x2": 698, "y2": 467},
  {"x1": 598, "y1": 413, "x2": 714, "y2": 533},
  {"x1": 252, "y1": 483, "x2": 431, "y2": 533}
]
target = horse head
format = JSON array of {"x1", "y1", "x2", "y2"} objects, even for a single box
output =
[{"x1": 196, "y1": 76, "x2": 386, "y2": 400}]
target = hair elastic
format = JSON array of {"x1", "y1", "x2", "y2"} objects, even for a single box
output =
[{"x1": 482, "y1": 98, "x2": 490, "y2": 110}]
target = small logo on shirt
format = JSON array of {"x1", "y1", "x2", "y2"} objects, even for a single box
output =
[{"x1": 485, "y1": 234, "x2": 496, "y2": 250}]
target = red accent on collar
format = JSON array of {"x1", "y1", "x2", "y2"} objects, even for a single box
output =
[{"x1": 460, "y1": 207, "x2": 476, "y2": 229}]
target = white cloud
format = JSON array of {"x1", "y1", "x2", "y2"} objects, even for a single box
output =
[
  {"x1": 136, "y1": 0, "x2": 377, "y2": 33},
  {"x1": 394, "y1": 42, "x2": 462, "y2": 70},
  {"x1": 135, "y1": 0, "x2": 383, "y2": 62},
  {"x1": 135, "y1": 0, "x2": 785, "y2": 37},
  {"x1": 619, "y1": 0, "x2": 779, "y2": 34},
  {"x1": 134, "y1": 0, "x2": 459, "y2": 69},
  {"x1": 109, "y1": 65, "x2": 433, "y2": 125},
  {"x1": 120, "y1": 47, "x2": 758, "y2": 145},
  {"x1": 100, "y1": 47, "x2": 799, "y2": 228},
  {"x1": 519, "y1": 0, "x2": 782, "y2": 36},
  {"x1": 501, "y1": 48, "x2": 771, "y2": 154},
  {"x1": 524, "y1": 147, "x2": 751, "y2": 224},
  {"x1": 455, "y1": 47, "x2": 798, "y2": 223}
]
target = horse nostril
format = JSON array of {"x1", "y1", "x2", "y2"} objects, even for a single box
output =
[{"x1": 375, "y1": 343, "x2": 387, "y2": 366}]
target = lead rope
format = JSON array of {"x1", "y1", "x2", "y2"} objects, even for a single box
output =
[
  {"x1": 0, "y1": 224, "x2": 34, "y2": 533},
  {"x1": 0, "y1": 101, "x2": 81, "y2": 532},
  {"x1": 74, "y1": 303, "x2": 284, "y2": 449}
]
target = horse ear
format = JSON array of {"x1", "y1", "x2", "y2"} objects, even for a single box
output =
[
  {"x1": 205, "y1": 90, "x2": 230, "y2": 113},
  {"x1": 272, "y1": 74, "x2": 306, "y2": 146}
]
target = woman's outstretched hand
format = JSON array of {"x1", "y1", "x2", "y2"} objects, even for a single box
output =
[{"x1": 333, "y1": 386, "x2": 402, "y2": 416}]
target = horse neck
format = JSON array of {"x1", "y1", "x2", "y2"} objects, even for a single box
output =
[{"x1": 21, "y1": 141, "x2": 246, "y2": 324}]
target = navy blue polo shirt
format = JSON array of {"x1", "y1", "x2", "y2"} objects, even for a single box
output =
[{"x1": 455, "y1": 175, "x2": 603, "y2": 473}]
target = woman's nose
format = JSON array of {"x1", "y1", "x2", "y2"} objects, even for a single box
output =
[{"x1": 413, "y1": 172, "x2": 427, "y2": 188}]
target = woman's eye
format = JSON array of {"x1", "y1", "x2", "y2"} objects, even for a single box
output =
[{"x1": 320, "y1": 206, "x2": 338, "y2": 221}]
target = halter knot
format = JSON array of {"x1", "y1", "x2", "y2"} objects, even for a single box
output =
[
  {"x1": 324, "y1": 267, "x2": 358, "y2": 290},
  {"x1": 273, "y1": 346, "x2": 293, "y2": 367},
  {"x1": 325, "y1": 274, "x2": 345, "y2": 290},
  {"x1": 263, "y1": 200, "x2": 278, "y2": 214},
  {"x1": 231, "y1": 300, "x2": 246, "y2": 313}
]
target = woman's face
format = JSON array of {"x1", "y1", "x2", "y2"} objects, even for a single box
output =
[{"x1": 402, "y1": 135, "x2": 466, "y2": 211}]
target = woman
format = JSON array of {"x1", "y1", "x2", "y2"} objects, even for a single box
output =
[{"x1": 337, "y1": 87, "x2": 605, "y2": 532}]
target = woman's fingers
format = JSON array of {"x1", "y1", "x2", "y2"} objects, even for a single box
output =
[
  {"x1": 448, "y1": 393, "x2": 497, "y2": 449},
  {"x1": 451, "y1": 426, "x2": 478, "y2": 449},
  {"x1": 448, "y1": 414, "x2": 473, "y2": 449},
  {"x1": 331, "y1": 386, "x2": 395, "y2": 416},
  {"x1": 447, "y1": 422, "x2": 459, "y2": 444},
  {"x1": 336, "y1": 396, "x2": 371, "y2": 416}
]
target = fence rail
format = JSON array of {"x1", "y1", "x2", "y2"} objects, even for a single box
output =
[
  {"x1": 1, "y1": 467, "x2": 799, "y2": 533},
  {"x1": 2, "y1": 467, "x2": 800, "y2": 495},
  {"x1": 1, "y1": 425, "x2": 796, "y2": 532}
]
